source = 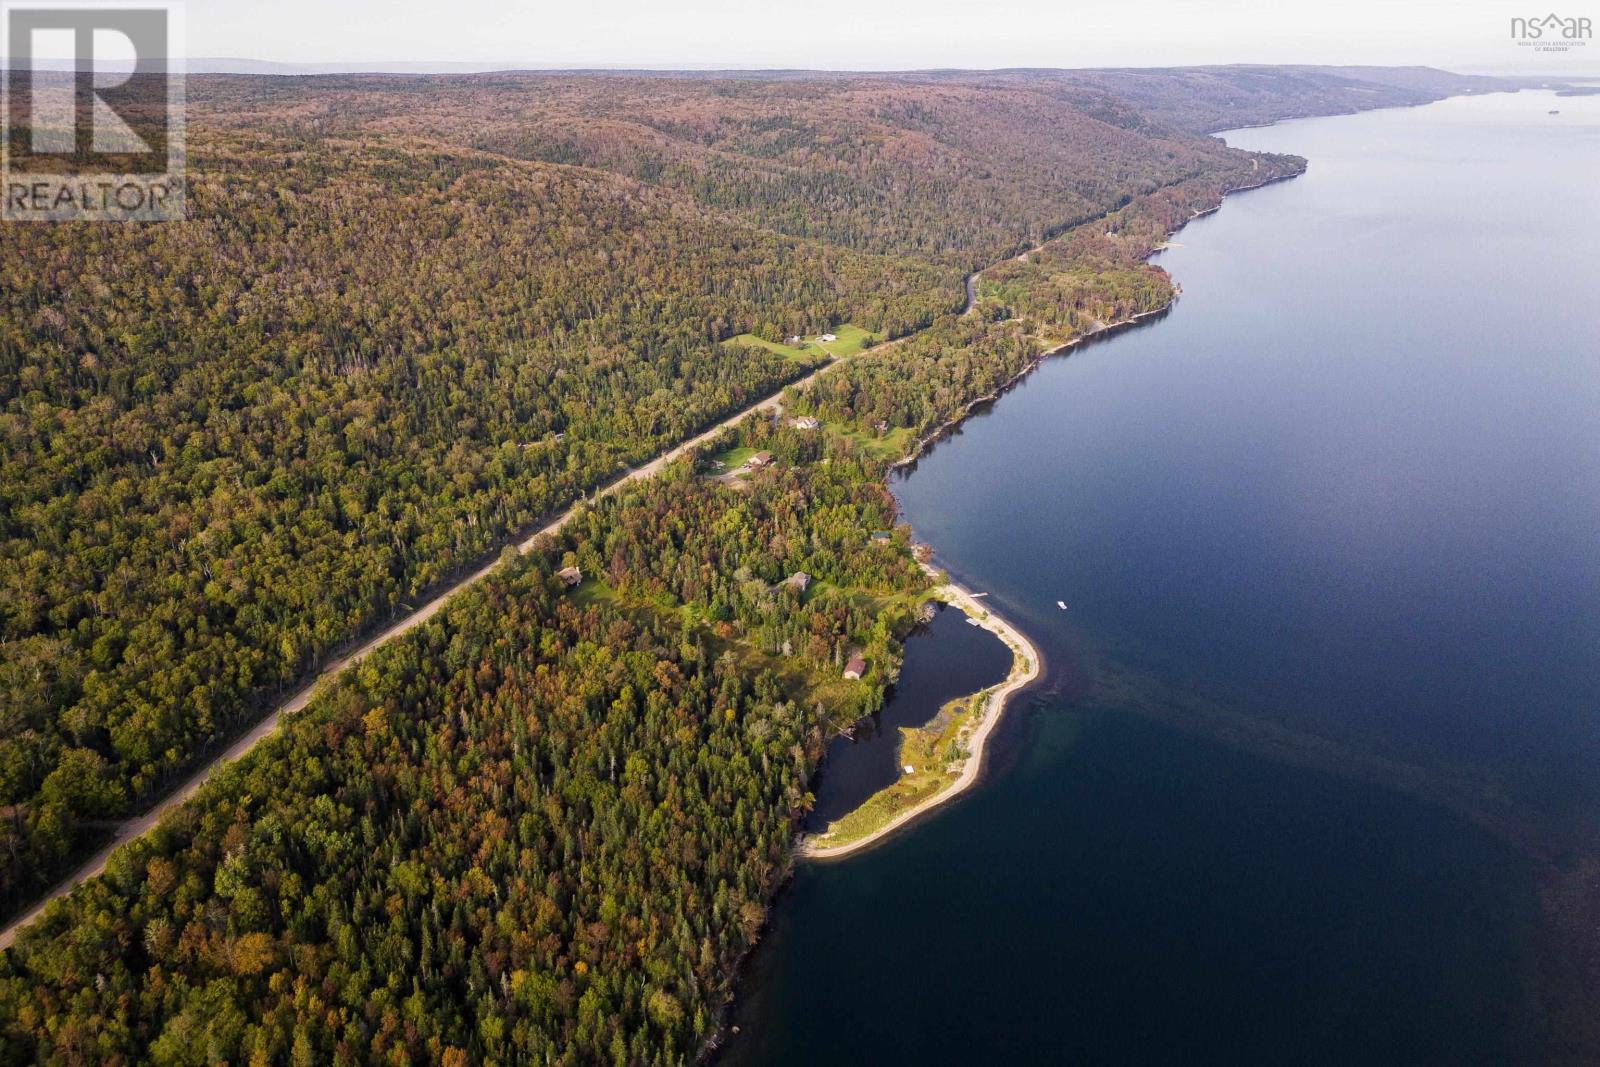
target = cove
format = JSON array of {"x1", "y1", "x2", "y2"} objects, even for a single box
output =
[
  {"x1": 721, "y1": 90, "x2": 1600, "y2": 1063},
  {"x1": 804, "y1": 602, "x2": 1013, "y2": 833}
]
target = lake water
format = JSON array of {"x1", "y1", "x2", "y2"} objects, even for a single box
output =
[
  {"x1": 722, "y1": 90, "x2": 1600, "y2": 1063},
  {"x1": 805, "y1": 602, "x2": 1013, "y2": 831}
]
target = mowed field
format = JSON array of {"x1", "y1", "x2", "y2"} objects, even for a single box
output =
[{"x1": 729, "y1": 324, "x2": 881, "y2": 362}]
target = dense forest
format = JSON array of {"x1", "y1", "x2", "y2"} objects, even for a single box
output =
[
  {"x1": 189, "y1": 74, "x2": 1264, "y2": 265},
  {"x1": 0, "y1": 70, "x2": 1299, "y2": 910},
  {"x1": 3, "y1": 66, "x2": 1504, "y2": 1062},
  {"x1": 0, "y1": 450, "x2": 919, "y2": 1064},
  {"x1": 0, "y1": 125, "x2": 1302, "y2": 1063},
  {"x1": 0, "y1": 116, "x2": 956, "y2": 905}
]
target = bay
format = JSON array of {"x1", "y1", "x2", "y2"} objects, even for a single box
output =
[{"x1": 723, "y1": 90, "x2": 1599, "y2": 1064}]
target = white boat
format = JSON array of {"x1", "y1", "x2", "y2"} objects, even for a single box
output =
[
  {"x1": 1057, "y1": 600, "x2": 1068, "y2": 610},
  {"x1": 966, "y1": 617, "x2": 981, "y2": 627}
]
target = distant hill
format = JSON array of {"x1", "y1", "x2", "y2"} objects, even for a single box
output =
[{"x1": 938, "y1": 64, "x2": 1517, "y2": 132}]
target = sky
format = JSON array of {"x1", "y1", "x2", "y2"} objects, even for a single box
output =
[{"x1": 26, "y1": 0, "x2": 1600, "y2": 74}]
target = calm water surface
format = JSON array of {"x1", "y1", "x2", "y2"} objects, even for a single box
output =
[
  {"x1": 724, "y1": 91, "x2": 1599, "y2": 1064},
  {"x1": 805, "y1": 603, "x2": 1012, "y2": 830}
]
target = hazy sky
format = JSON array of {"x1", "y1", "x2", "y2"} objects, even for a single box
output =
[{"x1": 148, "y1": 0, "x2": 1600, "y2": 74}]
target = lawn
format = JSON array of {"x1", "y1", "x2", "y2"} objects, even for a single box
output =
[
  {"x1": 727, "y1": 323, "x2": 880, "y2": 362},
  {"x1": 830, "y1": 423, "x2": 916, "y2": 461},
  {"x1": 811, "y1": 324, "x2": 879, "y2": 357},
  {"x1": 706, "y1": 444, "x2": 757, "y2": 472}
]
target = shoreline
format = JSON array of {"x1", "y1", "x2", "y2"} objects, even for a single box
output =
[
  {"x1": 885, "y1": 300, "x2": 1178, "y2": 478},
  {"x1": 798, "y1": 580, "x2": 1043, "y2": 860},
  {"x1": 797, "y1": 166, "x2": 1305, "y2": 861}
]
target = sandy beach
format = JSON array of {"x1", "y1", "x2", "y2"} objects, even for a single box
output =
[{"x1": 800, "y1": 579, "x2": 1042, "y2": 859}]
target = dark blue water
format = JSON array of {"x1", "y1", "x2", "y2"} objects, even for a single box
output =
[
  {"x1": 806, "y1": 603, "x2": 1012, "y2": 830},
  {"x1": 723, "y1": 91, "x2": 1599, "y2": 1063}
]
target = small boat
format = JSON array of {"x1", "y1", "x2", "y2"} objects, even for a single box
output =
[
  {"x1": 969, "y1": 591, "x2": 988, "y2": 598},
  {"x1": 966, "y1": 617, "x2": 981, "y2": 627},
  {"x1": 1057, "y1": 600, "x2": 1068, "y2": 610}
]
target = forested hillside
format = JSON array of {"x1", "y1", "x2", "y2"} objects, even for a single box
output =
[
  {"x1": 1014, "y1": 65, "x2": 1507, "y2": 133},
  {"x1": 0, "y1": 71, "x2": 1300, "y2": 911},
  {"x1": 191, "y1": 74, "x2": 1257, "y2": 264},
  {"x1": 0, "y1": 111, "x2": 954, "y2": 907},
  {"x1": 3, "y1": 64, "x2": 1521, "y2": 1063},
  {"x1": 793, "y1": 159, "x2": 1296, "y2": 439},
  {"x1": 0, "y1": 107, "x2": 1307, "y2": 1057}
]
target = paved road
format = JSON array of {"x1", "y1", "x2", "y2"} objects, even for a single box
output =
[{"x1": 0, "y1": 269, "x2": 990, "y2": 950}]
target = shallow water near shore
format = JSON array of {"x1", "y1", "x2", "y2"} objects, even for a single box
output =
[
  {"x1": 721, "y1": 90, "x2": 1599, "y2": 1063},
  {"x1": 804, "y1": 603, "x2": 1012, "y2": 831}
]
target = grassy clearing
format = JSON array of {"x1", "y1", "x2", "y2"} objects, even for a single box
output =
[
  {"x1": 706, "y1": 445, "x2": 757, "y2": 472},
  {"x1": 728, "y1": 334, "x2": 816, "y2": 362},
  {"x1": 569, "y1": 578, "x2": 617, "y2": 609},
  {"x1": 727, "y1": 323, "x2": 880, "y2": 363},
  {"x1": 809, "y1": 689, "x2": 989, "y2": 848},
  {"x1": 812, "y1": 324, "x2": 879, "y2": 357},
  {"x1": 829, "y1": 424, "x2": 916, "y2": 461}
]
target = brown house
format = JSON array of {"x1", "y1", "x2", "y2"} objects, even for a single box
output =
[
  {"x1": 843, "y1": 653, "x2": 866, "y2": 681},
  {"x1": 556, "y1": 565, "x2": 582, "y2": 588},
  {"x1": 784, "y1": 572, "x2": 811, "y2": 593}
]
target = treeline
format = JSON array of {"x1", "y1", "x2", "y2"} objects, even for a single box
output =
[
  {"x1": 0, "y1": 131, "x2": 1305, "y2": 1062},
  {"x1": 0, "y1": 126, "x2": 954, "y2": 908},
  {"x1": 0, "y1": 450, "x2": 925, "y2": 1065},
  {"x1": 189, "y1": 75, "x2": 1263, "y2": 267},
  {"x1": 794, "y1": 160, "x2": 1304, "y2": 442},
  {"x1": 1016, "y1": 66, "x2": 1506, "y2": 134}
]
